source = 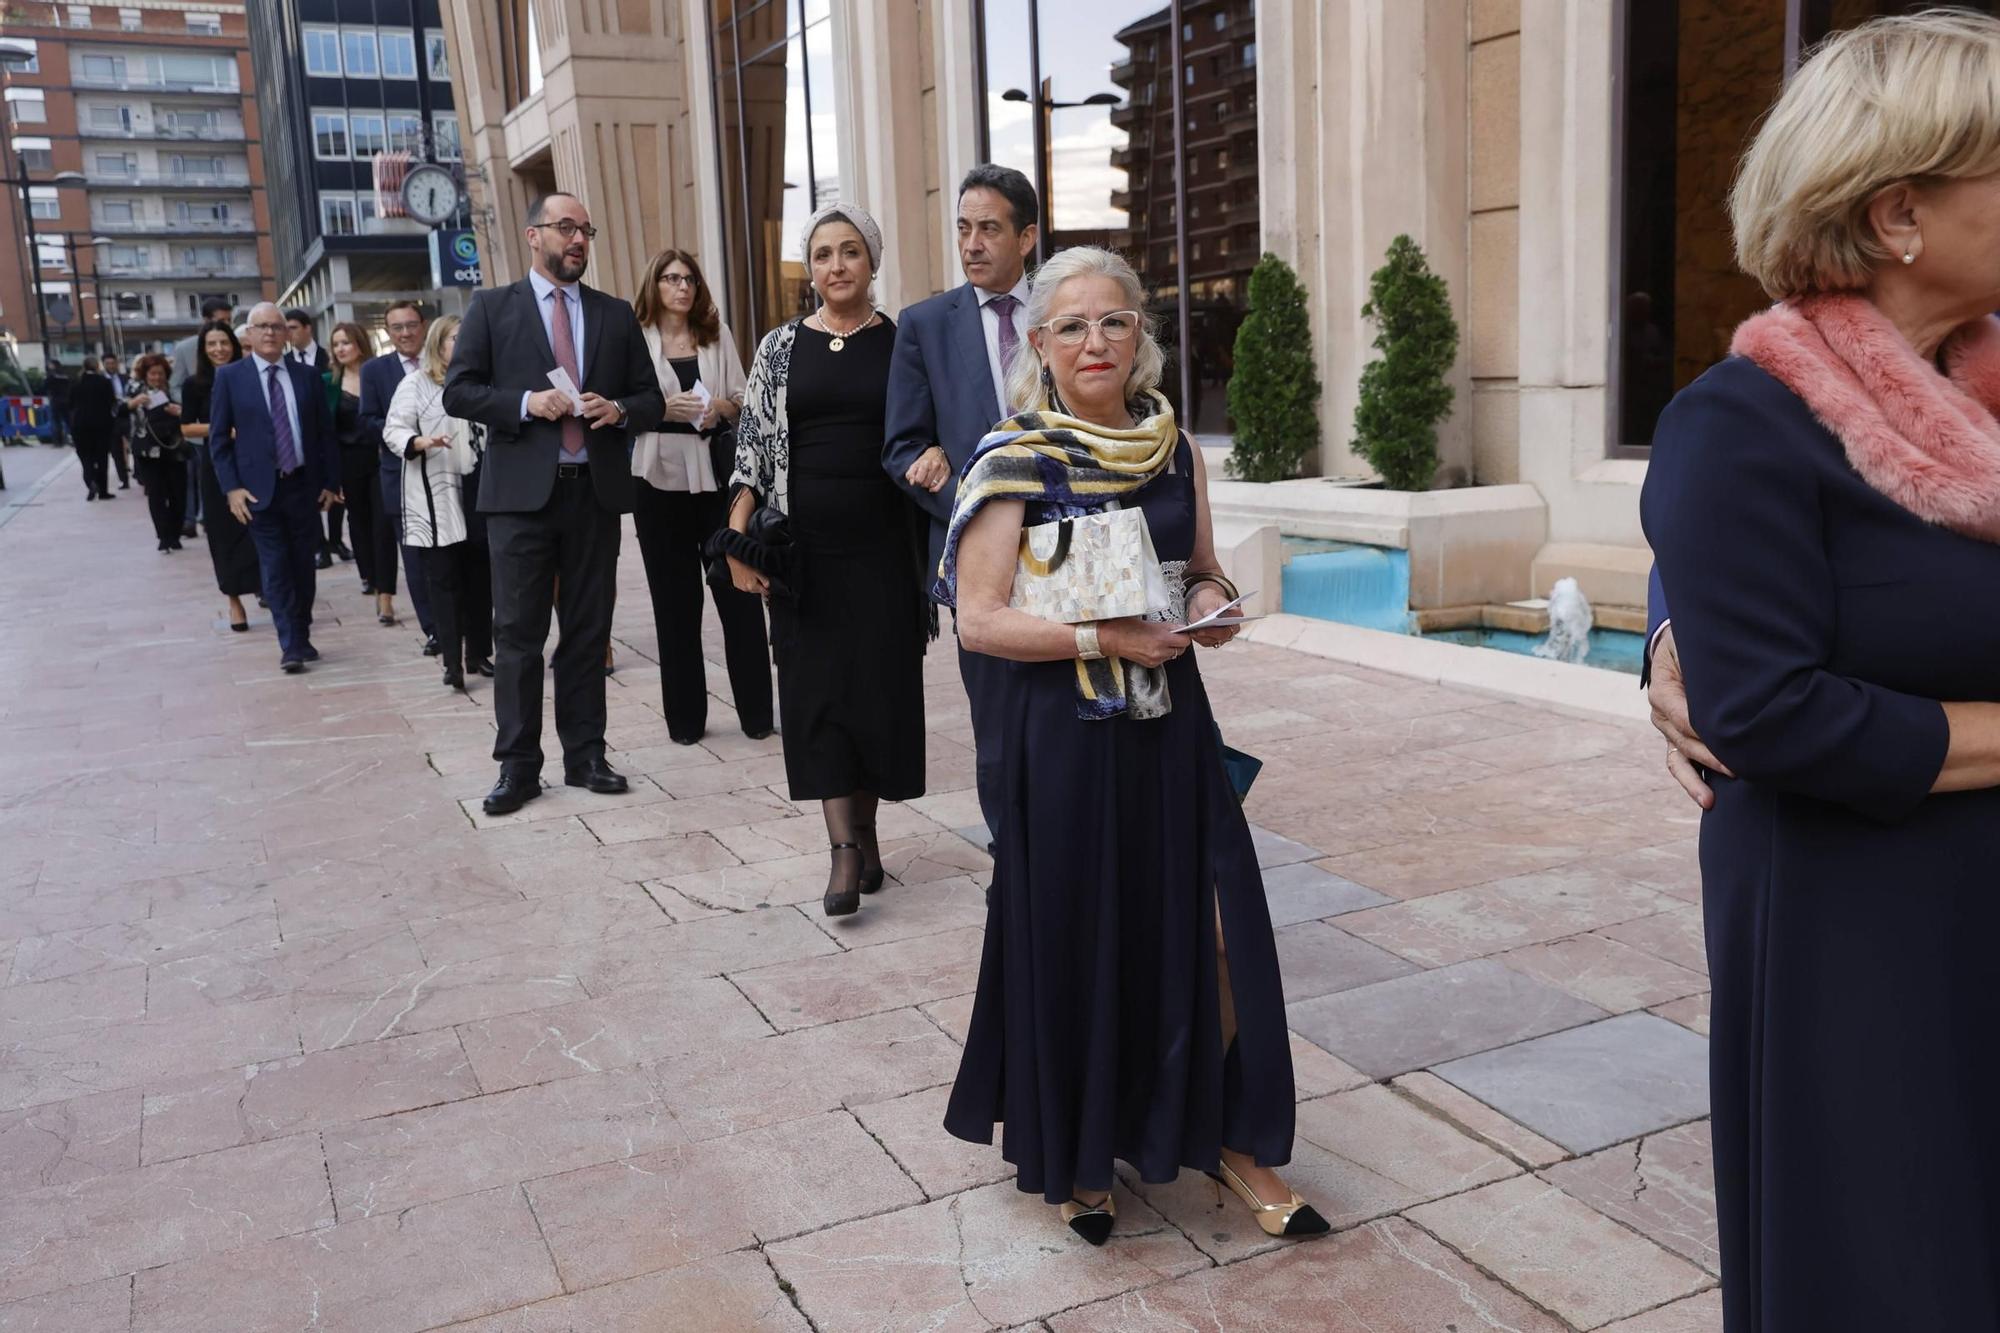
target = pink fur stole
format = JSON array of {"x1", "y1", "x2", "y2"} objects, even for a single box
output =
[{"x1": 1730, "y1": 293, "x2": 2000, "y2": 542}]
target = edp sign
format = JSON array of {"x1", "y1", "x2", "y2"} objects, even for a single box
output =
[{"x1": 430, "y1": 229, "x2": 482, "y2": 288}]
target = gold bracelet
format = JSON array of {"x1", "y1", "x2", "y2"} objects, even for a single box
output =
[{"x1": 1075, "y1": 624, "x2": 1104, "y2": 660}]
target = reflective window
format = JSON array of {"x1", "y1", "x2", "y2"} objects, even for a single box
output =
[
  {"x1": 312, "y1": 110, "x2": 348, "y2": 160},
  {"x1": 710, "y1": 0, "x2": 844, "y2": 359},
  {"x1": 303, "y1": 27, "x2": 341, "y2": 76},
  {"x1": 978, "y1": 0, "x2": 1257, "y2": 434},
  {"x1": 387, "y1": 113, "x2": 424, "y2": 154},
  {"x1": 432, "y1": 112, "x2": 461, "y2": 161},
  {"x1": 321, "y1": 193, "x2": 357, "y2": 236},
  {"x1": 342, "y1": 28, "x2": 379, "y2": 78},
  {"x1": 381, "y1": 31, "x2": 418, "y2": 80},
  {"x1": 426, "y1": 30, "x2": 450, "y2": 80},
  {"x1": 349, "y1": 112, "x2": 386, "y2": 158}
]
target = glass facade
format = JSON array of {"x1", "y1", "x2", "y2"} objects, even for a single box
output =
[
  {"x1": 977, "y1": 0, "x2": 1257, "y2": 435},
  {"x1": 708, "y1": 0, "x2": 842, "y2": 362}
]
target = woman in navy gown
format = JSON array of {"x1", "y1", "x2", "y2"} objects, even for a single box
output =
[
  {"x1": 938, "y1": 246, "x2": 1323, "y2": 1247},
  {"x1": 1642, "y1": 13, "x2": 2000, "y2": 1329}
]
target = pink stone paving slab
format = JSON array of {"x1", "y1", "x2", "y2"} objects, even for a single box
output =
[
  {"x1": 504, "y1": 832, "x2": 743, "y2": 891},
  {"x1": 649, "y1": 1007, "x2": 961, "y2": 1141},
  {"x1": 0, "y1": 964, "x2": 147, "y2": 1041},
  {"x1": 405, "y1": 884, "x2": 673, "y2": 967},
  {"x1": 0, "y1": 995, "x2": 301, "y2": 1111},
  {"x1": 1390, "y1": 1071, "x2": 1568, "y2": 1170},
  {"x1": 1340, "y1": 866, "x2": 1675, "y2": 969},
  {"x1": 576, "y1": 788, "x2": 796, "y2": 845},
  {"x1": 440, "y1": 1249, "x2": 812, "y2": 1331},
  {"x1": 1542, "y1": 1120, "x2": 1720, "y2": 1274},
  {"x1": 808, "y1": 875, "x2": 990, "y2": 948},
  {"x1": 269, "y1": 862, "x2": 529, "y2": 938},
  {"x1": 1126, "y1": 1083, "x2": 1519, "y2": 1265},
  {"x1": 1580, "y1": 839, "x2": 1703, "y2": 904},
  {"x1": 0, "y1": 1091, "x2": 142, "y2": 1191},
  {"x1": 851, "y1": 1084, "x2": 1011, "y2": 1198},
  {"x1": 1498, "y1": 931, "x2": 1709, "y2": 1014},
  {"x1": 291, "y1": 949, "x2": 589, "y2": 1052},
  {"x1": 568, "y1": 906, "x2": 841, "y2": 994},
  {"x1": 1601, "y1": 1289, "x2": 1725, "y2": 1333},
  {"x1": 132, "y1": 1184, "x2": 562, "y2": 1333},
  {"x1": 524, "y1": 1110, "x2": 924, "y2": 1293},
  {"x1": 1273, "y1": 919, "x2": 1420, "y2": 1001},
  {"x1": 324, "y1": 1066, "x2": 684, "y2": 1218},
  {"x1": 145, "y1": 921, "x2": 429, "y2": 1016},
  {"x1": 5, "y1": 900, "x2": 279, "y2": 984},
  {"x1": 0, "y1": 1133, "x2": 333, "y2": 1305},
  {"x1": 769, "y1": 1178, "x2": 1207, "y2": 1332},
  {"x1": 731, "y1": 926, "x2": 986, "y2": 1033},
  {"x1": 1048, "y1": 1216, "x2": 1570, "y2": 1333},
  {"x1": 639, "y1": 881, "x2": 733, "y2": 922},
  {"x1": 457, "y1": 973, "x2": 772, "y2": 1093},
  {"x1": 1652, "y1": 991, "x2": 1712, "y2": 1037},
  {"x1": 0, "y1": 1275, "x2": 132, "y2": 1333},
  {"x1": 1320, "y1": 827, "x2": 1607, "y2": 901},
  {"x1": 650, "y1": 753, "x2": 794, "y2": 798},
  {"x1": 1407, "y1": 1174, "x2": 1711, "y2": 1329},
  {"x1": 1598, "y1": 907, "x2": 1711, "y2": 976},
  {"x1": 460, "y1": 773, "x2": 682, "y2": 830},
  {"x1": 139, "y1": 1027, "x2": 481, "y2": 1163}
]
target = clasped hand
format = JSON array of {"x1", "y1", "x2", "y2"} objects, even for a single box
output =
[
  {"x1": 1648, "y1": 624, "x2": 1732, "y2": 809},
  {"x1": 904, "y1": 445, "x2": 952, "y2": 494}
]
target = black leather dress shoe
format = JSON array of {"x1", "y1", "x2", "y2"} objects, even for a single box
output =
[
  {"x1": 442, "y1": 665, "x2": 466, "y2": 691},
  {"x1": 482, "y1": 773, "x2": 542, "y2": 816},
  {"x1": 280, "y1": 656, "x2": 306, "y2": 674},
  {"x1": 314, "y1": 548, "x2": 334, "y2": 570},
  {"x1": 422, "y1": 634, "x2": 441, "y2": 657},
  {"x1": 470, "y1": 658, "x2": 494, "y2": 677},
  {"x1": 301, "y1": 644, "x2": 320, "y2": 662},
  {"x1": 563, "y1": 759, "x2": 629, "y2": 794}
]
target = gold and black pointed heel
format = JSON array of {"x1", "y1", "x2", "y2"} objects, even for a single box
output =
[
  {"x1": 824, "y1": 843, "x2": 863, "y2": 917},
  {"x1": 854, "y1": 823, "x2": 885, "y2": 895},
  {"x1": 1059, "y1": 1192, "x2": 1116, "y2": 1246},
  {"x1": 1209, "y1": 1161, "x2": 1330, "y2": 1238}
]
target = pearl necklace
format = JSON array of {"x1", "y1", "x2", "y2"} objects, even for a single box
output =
[{"x1": 820, "y1": 306, "x2": 873, "y2": 353}]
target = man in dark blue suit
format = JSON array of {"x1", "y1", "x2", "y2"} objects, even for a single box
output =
[
  {"x1": 883, "y1": 165, "x2": 1039, "y2": 847},
  {"x1": 361, "y1": 301, "x2": 436, "y2": 646},
  {"x1": 211, "y1": 303, "x2": 341, "y2": 673}
]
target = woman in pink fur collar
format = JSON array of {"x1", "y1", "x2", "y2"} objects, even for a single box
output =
[{"x1": 1641, "y1": 11, "x2": 2000, "y2": 1331}]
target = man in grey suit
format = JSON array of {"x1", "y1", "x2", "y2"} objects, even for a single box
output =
[
  {"x1": 443, "y1": 192, "x2": 665, "y2": 816},
  {"x1": 883, "y1": 164, "x2": 1039, "y2": 850}
]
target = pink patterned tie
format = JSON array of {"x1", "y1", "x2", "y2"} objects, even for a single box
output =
[
  {"x1": 548, "y1": 288, "x2": 586, "y2": 460},
  {"x1": 989, "y1": 293, "x2": 1021, "y2": 390}
]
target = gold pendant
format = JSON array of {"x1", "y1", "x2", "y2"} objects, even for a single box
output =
[{"x1": 828, "y1": 336, "x2": 846, "y2": 352}]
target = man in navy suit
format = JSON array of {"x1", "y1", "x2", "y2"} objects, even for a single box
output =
[
  {"x1": 361, "y1": 301, "x2": 436, "y2": 645},
  {"x1": 211, "y1": 302, "x2": 341, "y2": 673},
  {"x1": 883, "y1": 164, "x2": 1039, "y2": 847}
]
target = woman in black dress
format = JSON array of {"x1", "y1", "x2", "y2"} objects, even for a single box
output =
[
  {"x1": 938, "y1": 245, "x2": 1322, "y2": 1248},
  {"x1": 725, "y1": 203, "x2": 927, "y2": 917},
  {"x1": 327, "y1": 322, "x2": 387, "y2": 615},
  {"x1": 1644, "y1": 14, "x2": 2000, "y2": 1328},
  {"x1": 181, "y1": 323, "x2": 259, "y2": 631},
  {"x1": 125, "y1": 353, "x2": 188, "y2": 552}
]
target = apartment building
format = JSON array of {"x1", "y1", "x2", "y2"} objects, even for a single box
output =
[
  {"x1": 248, "y1": 0, "x2": 470, "y2": 332},
  {"x1": 0, "y1": 1, "x2": 273, "y2": 364}
]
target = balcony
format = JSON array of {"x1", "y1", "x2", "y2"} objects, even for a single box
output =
[
  {"x1": 92, "y1": 217, "x2": 253, "y2": 235},
  {"x1": 85, "y1": 170, "x2": 251, "y2": 189},
  {"x1": 98, "y1": 262, "x2": 256, "y2": 280},
  {"x1": 78, "y1": 123, "x2": 245, "y2": 143},
  {"x1": 1110, "y1": 58, "x2": 1137, "y2": 85},
  {"x1": 71, "y1": 72, "x2": 240, "y2": 95}
]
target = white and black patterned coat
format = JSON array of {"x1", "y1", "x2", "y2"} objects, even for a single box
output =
[{"x1": 730, "y1": 320, "x2": 799, "y2": 514}]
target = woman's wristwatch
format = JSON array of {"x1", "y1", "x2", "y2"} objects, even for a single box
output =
[{"x1": 1075, "y1": 623, "x2": 1105, "y2": 660}]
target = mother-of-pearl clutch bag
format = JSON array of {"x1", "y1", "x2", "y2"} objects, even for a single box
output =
[{"x1": 1009, "y1": 506, "x2": 1171, "y2": 624}]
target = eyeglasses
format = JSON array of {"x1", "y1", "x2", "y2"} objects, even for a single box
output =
[
  {"x1": 385, "y1": 321, "x2": 422, "y2": 334},
  {"x1": 533, "y1": 220, "x2": 598, "y2": 241},
  {"x1": 660, "y1": 273, "x2": 698, "y2": 288},
  {"x1": 247, "y1": 321, "x2": 286, "y2": 332},
  {"x1": 1039, "y1": 310, "x2": 1141, "y2": 346}
]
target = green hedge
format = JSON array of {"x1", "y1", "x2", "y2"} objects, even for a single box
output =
[
  {"x1": 1227, "y1": 253, "x2": 1322, "y2": 483},
  {"x1": 1354, "y1": 234, "x2": 1458, "y2": 492}
]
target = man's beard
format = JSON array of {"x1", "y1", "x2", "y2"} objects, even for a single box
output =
[{"x1": 551, "y1": 249, "x2": 587, "y2": 281}]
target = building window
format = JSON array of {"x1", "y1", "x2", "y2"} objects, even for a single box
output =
[
  {"x1": 303, "y1": 26, "x2": 342, "y2": 76},
  {"x1": 27, "y1": 187, "x2": 58, "y2": 221},
  {"x1": 1242, "y1": 42, "x2": 1256, "y2": 66},
  {"x1": 357, "y1": 194, "x2": 379, "y2": 229},
  {"x1": 425, "y1": 30, "x2": 450, "y2": 80},
  {"x1": 387, "y1": 113, "x2": 423, "y2": 154},
  {"x1": 166, "y1": 153, "x2": 223, "y2": 178},
  {"x1": 119, "y1": 7, "x2": 141, "y2": 30},
  {"x1": 6, "y1": 92, "x2": 46, "y2": 125},
  {"x1": 94, "y1": 151, "x2": 133, "y2": 177},
  {"x1": 349, "y1": 112, "x2": 386, "y2": 158},
  {"x1": 432, "y1": 112, "x2": 460, "y2": 161},
  {"x1": 179, "y1": 245, "x2": 228, "y2": 268},
  {"x1": 80, "y1": 54, "x2": 126, "y2": 84},
  {"x1": 342, "y1": 28, "x2": 380, "y2": 78},
  {"x1": 175, "y1": 199, "x2": 230, "y2": 222},
  {"x1": 18, "y1": 144, "x2": 53, "y2": 171},
  {"x1": 311, "y1": 110, "x2": 348, "y2": 160},
  {"x1": 108, "y1": 244, "x2": 144, "y2": 267},
  {"x1": 977, "y1": 0, "x2": 1259, "y2": 435},
  {"x1": 380, "y1": 31, "x2": 417, "y2": 80},
  {"x1": 100, "y1": 199, "x2": 134, "y2": 222},
  {"x1": 320, "y1": 193, "x2": 357, "y2": 236},
  {"x1": 0, "y1": 41, "x2": 38, "y2": 73},
  {"x1": 67, "y1": 6, "x2": 93, "y2": 29},
  {"x1": 185, "y1": 12, "x2": 222, "y2": 36}
]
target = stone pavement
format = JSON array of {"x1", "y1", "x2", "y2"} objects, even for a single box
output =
[{"x1": 0, "y1": 452, "x2": 1718, "y2": 1333}]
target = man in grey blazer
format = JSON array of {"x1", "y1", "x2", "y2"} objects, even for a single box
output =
[
  {"x1": 883, "y1": 165, "x2": 1039, "y2": 848},
  {"x1": 444, "y1": 192, "x2": 665, "y2": 816}
]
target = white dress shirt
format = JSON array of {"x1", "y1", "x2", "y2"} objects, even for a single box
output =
[
  {"x1": 248, "y1": 351, "x2": 303, "y2": 458},
  {"x1": 521, "y1": 267, "x2": 586, "y2": 420},
  {"x1": 978, "y1": 275, "x2": 1030, "y2": 415},
  {"x1": 290, "y1": 341, "x2": 322, "y2": 368}
]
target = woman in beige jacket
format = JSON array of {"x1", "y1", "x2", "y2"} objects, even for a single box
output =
[{"x1": 629, "y1": 248, "x2": 773, "y2": 744}]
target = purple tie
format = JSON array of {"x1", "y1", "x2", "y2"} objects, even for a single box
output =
[
  {"x1": 548, "y1": 288, "x2": 586, "y2": 460},
  {"x1": 266, "y1": 364, "x2": 301, "y2": 474},
  {"x1": 989, "y1": 293, "x2": 1021, "y2": 390}
]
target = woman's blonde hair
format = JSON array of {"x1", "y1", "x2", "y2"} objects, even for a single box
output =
[
  {"x1": 1733, "y1": 9, "x2": 2000, "y2": 298},
  {"x1": 1004, "y1": 245, "x2": 1164, "y2": 415},
  {"x1": 420, "y1": 313, "x2": 461, "y2": 384}
]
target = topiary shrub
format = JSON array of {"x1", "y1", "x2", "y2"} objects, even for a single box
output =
[
  {"x1": 1353, "y1": 234, "x2": 1458, "y2": 491},
  {"x1": 1228, "y1": 252, "x2": 1322, "y2": 483}
]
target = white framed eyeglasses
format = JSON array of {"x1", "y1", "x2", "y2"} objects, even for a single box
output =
[{"x1": 1038, "y1": 310, "x2": 1142, "y2": 345}]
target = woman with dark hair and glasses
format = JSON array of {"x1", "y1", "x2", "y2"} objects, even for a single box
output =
[
  {"x1": 630, "y1": 247, "x2": 773, "y2": 744},
  {"x1": 181, "y1": 322, "x2": 261, "y2": 631},
  {"x1": 126, "y1": 353, "x2": 189, "y2": 552}
]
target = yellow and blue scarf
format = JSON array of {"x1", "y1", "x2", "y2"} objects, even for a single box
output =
[{"x1": 934, "y1": 390, "x2": 1179, "y2": 719}]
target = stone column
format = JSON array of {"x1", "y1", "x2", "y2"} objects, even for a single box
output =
[{"x1": 830, "y1": 0, "x2": 934, "y2": 314}]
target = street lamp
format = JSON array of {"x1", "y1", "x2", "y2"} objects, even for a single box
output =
[
  {"x1": 62, "y1": 234, "x2": 116, "y2": 358},
  {"x1": 1001, "y1": 84, "x2": 1122, "y2": 262}
]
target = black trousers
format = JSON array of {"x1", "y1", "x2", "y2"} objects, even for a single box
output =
[
  {"x1": 338, "y1": 455, "x2": 379, "y2": 589},
  {"x1": 324, "y1": 499, "x2": 345, "y2": 550},
  {"x1": 957, "y1": 629, "x2": 1008, "y2": 845},
  {"x1": 74, "y1": 430, "x2": 113, "y2": 496},
  {"x1": 370, "y1": 473, "x2": 400, "y2": 596},
  {"x1": 246, "y1": 470, "x2": 321, "y2": 661},
  {"x1": 631, "y1": 483, "x2": 773, "y2": 741},
  {"x1": 110, "y1": 431, "x2": 130, "y2": 485},
  {"x1": 138, "y1": 455, "x2": 187, "y2": 543},
  {"x1": 427, "y1": 538, "x2": 492, "y2": 673},
  {"x1": 488, "y1": 469, "x2": 620, "y2": 776}
]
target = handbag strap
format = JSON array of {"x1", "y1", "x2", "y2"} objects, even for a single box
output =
[{"x1": 1018, "y1": 518, "x2": 1073, "y2": 576}]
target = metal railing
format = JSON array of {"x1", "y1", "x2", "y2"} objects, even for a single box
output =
[
  {"x1": 71, "y1": 73, "x2": 241, "y2": 94},
  {"x1": 84, "y1": 170, "x2": 252, "y2": 188},
  {"x1": 91, "y1": 218, "x2": 253, "y2": 234},
  {"x1": 76, "y1": 124, "x2": 245, "y2": 142}
]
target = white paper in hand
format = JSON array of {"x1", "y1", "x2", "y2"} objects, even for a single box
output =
[
  {"x1": 547, "y1": 367, "x2": 586, "y2": 415},
  {"x1": 1174, "y1": 590, "x2": 1261, "y2": 634}
]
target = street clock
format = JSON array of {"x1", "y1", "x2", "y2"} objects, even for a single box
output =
[{"x1": 401, "y1": 163, "x2": 460, "y2": 227}]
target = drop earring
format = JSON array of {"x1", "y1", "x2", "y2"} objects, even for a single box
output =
[{"x1": 1903, "y1": 249, "x2": 1916, "y2": 265}]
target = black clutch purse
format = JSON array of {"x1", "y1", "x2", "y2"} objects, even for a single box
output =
[{"x1": 704, "y1": 502, "x2": 796, "y2": 598}]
